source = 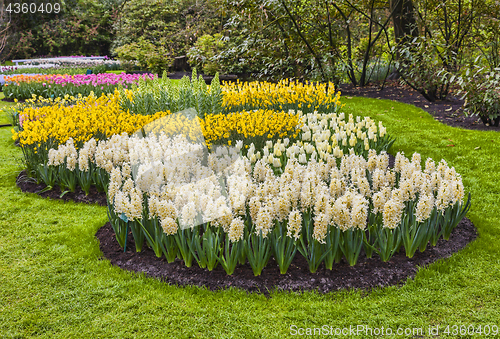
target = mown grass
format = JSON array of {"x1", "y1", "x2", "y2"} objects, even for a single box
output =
[
  {"x1": 0, "y1": 92, "x2": 15, "y2": 125},
  {"x1": 0, "y1": 97, "x2": 499, "y2": 338}
]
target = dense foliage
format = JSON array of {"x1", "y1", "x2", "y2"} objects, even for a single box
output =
[
  {"x1": 4, "y1": 0, "x2": 500, "y2": 97},
  {"x1": 456, "y1": 67, "x2": 500, "y2": 126},
  {"x1": 3, "y1": 0, "x2": 114, "y2": 60}
]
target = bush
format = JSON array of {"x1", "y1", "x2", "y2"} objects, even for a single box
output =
[
  {"x1": 115, "y1": 38, "x2": 172, "y2": 74},
  {"x1": 457, "y1": 67, "x2": 500, "y2": 127},
  {"x1": 396, "y1": 37, "x2": 456, "y2": 102},
  {"x1": 187, "y1": 34, "x2": 226, "y2": 75}
]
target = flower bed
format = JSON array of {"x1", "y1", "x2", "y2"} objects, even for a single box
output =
[
  {"x1": 29, "y1": 107, "x2": 468, "y2": 276},
  {"x1": 222, "y1": 79, "x2": 341, "y2": 114},
  {"x1": 12, "y1": 92, "x2": 170, "y2": 191},
  {"x1": 11, "y1": 76, "x2": 470, "y2": 277},
  {"x1": 102, "y1": 129, "x2": 468, "y2": 275},
  {"x1": 3, "y1": 73, "x2": 154, "y2": 100}
]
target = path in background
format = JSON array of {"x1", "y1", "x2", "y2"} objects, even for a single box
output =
[{"x1": 339, "y1": 81, "x2": 499, "y2": 132}]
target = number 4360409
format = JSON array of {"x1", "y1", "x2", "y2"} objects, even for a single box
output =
[
  {"x1": 5, "y1": 2, "x2": 61, "y2": 14},
  {"x1": 444, "y1": 324, "x2": 499, "y2": 336}
]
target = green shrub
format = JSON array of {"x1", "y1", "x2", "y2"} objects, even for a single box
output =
[
  {"x1": 457, "y1": 67, "x2": 500, "y2": 127},
  {"x1": 115, "y1": 38, "x2": 172, "y2": 74},
  {"x1": 187, "y1": 34, "x2": 226, "y2": 75},
  {"x1": 396, "y1": 37, "x2": 456, "y2": 102}
]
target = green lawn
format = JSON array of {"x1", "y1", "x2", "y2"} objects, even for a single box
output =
[
  {"x1": 0, "y1": 97, "x2": 499, "y2": 338},
  {"x1": 0, "y1": 92, "x2": 15, "y2": 125}
]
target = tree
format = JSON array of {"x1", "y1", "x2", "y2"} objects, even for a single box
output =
[
  {"x1": 2, "y1": 0, "x2": 115, "y2": 60},
  {"x1": 111, "y1": 0, "x2": 221, "y2": 57},
  {"x1": 390, "y1": 0, "x2": 418, "y2": 44}
]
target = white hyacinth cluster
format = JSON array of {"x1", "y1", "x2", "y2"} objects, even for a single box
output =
[
  {"x1": 247, "y1": 111, "x2": 388, "y2": 166},
  {"x1": 48, "y1": 137, "x2": 99, "y2": 172},
  {"x1": 52, "y1": 136, "x2": 463, "y2": 243},
  {"x1": 48, "y1": 137, "x2": 79, "y2": 171},
  {"x1": 244, "y1": 148, "x2": 463, "y2": 240},
  {"x1": 48, "y1": 133, "x2": 131, "y2": 174},
  {"x1": 45, "y1": 110, "x2": 464, "y2": 244},
  {"x1": 382, "y1": 152, "x2": 465, "y2": 229},
  {"x1": 104, "y1": 127, "x2": 463, "y2": 243},
  {"x1": 108, "y1": 133, "x2": 243, "y2": 231}
]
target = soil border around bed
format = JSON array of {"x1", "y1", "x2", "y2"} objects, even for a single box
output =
[
  {"x1": 16, "y1": 170, "x2": 107, "y2": 206},
  {"x1": 96, "y1": 218, "x2": 476, "y2": 294}
]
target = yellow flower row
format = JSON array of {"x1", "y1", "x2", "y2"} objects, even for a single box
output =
[
  {"x1": 13, "y1": 92, "x2": 171, "y2": 146},
  {"x1": 12, "y1": 92, "x2": 302, "y2": 150},
  {"x1": 133, "y1": 109, "x2": 302, "y2": 148},
  {"x1": 221, "y1": 79, "x2": 342, "y2": 112},
  {"x1": 201, "y1": 110, "x2": 302, "y2": 146}
]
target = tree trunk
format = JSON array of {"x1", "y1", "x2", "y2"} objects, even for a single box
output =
[{"x1": 391, "y1": 0, "x2": 418, "y2": 44}]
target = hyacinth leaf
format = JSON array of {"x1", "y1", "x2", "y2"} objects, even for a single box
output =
[
  {"x1": 174, "y1": 228, "x2": 194, "y2": 267},
  {"x1": 218, "y1": 236, "x2": 243, "y2": 275},
  {"x1": 374, "y1": 227, "x2": 401, "y2": 262},
  {"x1": 400, "y1": 213, "x2": 418, "y2": 258},
  {"x1": 271, "y1": 222, "x2": 297, "y2": 274},
  {"x1": 161, "y1": 234, "x2": 178, "y2": 263},
  {"x1": 362, "y1": 223, "x2": 392, "y2": 261},
  {"x1": 36, "y1": 163, "x2": 57, "y2": 189},
  {"x1": 129, "y1": 220, "x2": 145, "y2": 252},
  {"x1": 442, "y1": 193, "x2": 472, "y2": 240},
  {"x1": 324, "y1": 227, "x2": 341, "y2": 270},
  {"x1": 76, "y1": 166, "x2": 92, "y2": 195},
  {"x1": 35, "y1": 185, "x2": 53, "y2": 194},
  {"x1": 187, "y1": 227, "x2": 208, "y2": 269},
  {"x1": 118, "y1": 212, "x2": 128, "y2": 223},
  {"x1": 106, "y1": 202, "x2": 127, "y2": 249},
  {"x1": 188, "y1": 225, "x2": 221, "y2": 270},
  {"x1": 202, "y1": 226, "x2": 221, "y2": 271},
  {"x1": 245, "y1": 230, "x2": 272, "y2": 276},
  {"x1": 139, "y1": 218, "x2": 164, "y2": 258},
  {"x1": 299, "y1": 239, "x2": 331, "y2": 273},
  {"x1": 59, "y1": 190, "x2": 70, "y2": 198},
  {"x1": 297, "y1": 211, "x2": 331, "y2": 273},
  {"x1": 419, "y1": 208, "x2": 439, "y2": 252},
  {"x1": 339, "y1": 228, "x2": 364, "y2": 266},
  {"x1": 363, "y1": 222, "x2": 378, "y2": 259}
]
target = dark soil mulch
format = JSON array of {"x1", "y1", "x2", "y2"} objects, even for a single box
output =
[
  {"x1": 96, "y1": 218, "x2": 476, "y2": 294},
  {"x1": 339, "y1": 81, "x2": 500, "y2": 132},
  {"x1": 1, "y1": 97, "x2": 24, "y2": 103},
  {"x1": 16, "y1": 170, "x2": 107, "y2": 206}
]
